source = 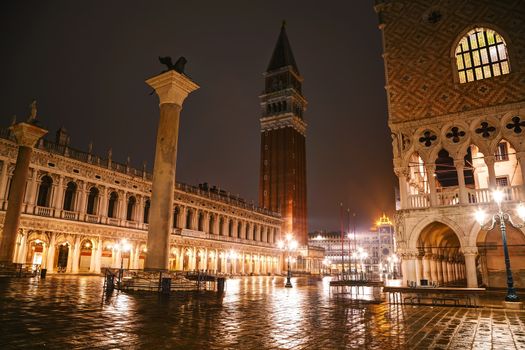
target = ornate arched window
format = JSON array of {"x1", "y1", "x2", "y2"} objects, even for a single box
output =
[
  {"x1": 455, "y1": 27, "x2": 510, "y2": 83},
  {"x1": 126, "y1": 196, "x2": 136, "y2": 221},
  {"x1": 107, "y1": 191, "x2": 118, "y2": 218},
  {"x1": 37, "y1": 175, "x2": 53, "y2": 207},
  {"x1": 86, "y1": 187, "x2": 99, "y2": 215},
  {"x1": 63, "y1": 181, "x2": 77, "y2": 211}
]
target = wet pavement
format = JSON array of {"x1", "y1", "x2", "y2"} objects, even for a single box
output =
[{"x1": 1, "y1": 276, "x2": 525, "y2": 349}]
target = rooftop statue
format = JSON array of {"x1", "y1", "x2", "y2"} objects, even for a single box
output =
[{"x1": 27, "y1": 99, "x2": 37, "y2": 123}]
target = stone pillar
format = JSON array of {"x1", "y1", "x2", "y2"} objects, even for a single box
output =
[
  {"x1": 425, "y1": 165, "x2": 438, "y2": 207},
  {"x1": 441, "y1": 258, "x2": 449, "y2": 283},
  {"x1": 71, "y1": 236, "x2": 81, "y2": 274},
  {"x1": 454, "y1": 160, "x2": 468, "y2": 205},
  {"x1": 94, "y1": 238, "x2": 102, "y2": 274},
  {"x1": 415, "y1": 255, "x2": 423, "y2": 283},
  {"x1": 447, "y1": 261, "x2": 455, "y2": 281},
  {"x1": 429, "y1": 255, "x2": 438, "y2": 282},
  {"x1": 516, "y1": 152, "x2": 525, "y2": 200},
  {"x1": 0, "y1": 121, "x2": 47, "y2": 265},
  {"x1": 422, "y1": 254, "x2": 431, "y2": 280},
  {"x1": 484, "y1": 155, "x2": 497, "y2": 189},
  {"x1": 0, "y1": 160, "x2": 9, "y2": 205},
  {"x1": 77, "y1": 182, "x2": 88, "y2": 219},
  {"x1": 395, "y1": 168, "x2": 409, "y2": 209},
  {"x1": 53, "y1": 175, "x2": 65, "y2": 217},
  {"x1": 26, "y1": 169, "x2": 39, "y2": 213},
  {"x1": 46, "y1": 233, "x2": 56, "y2": 273},
  {"x1": 145, "y1": 70, "x2": 198, "y2": 270},
  {"x1": 401, "y1": 250, "x2": 417, "y2": 285},
  {"x1": 435, "y1": 256, "x2": 443, "y2": 284},
  {"x1": 89, "y1": 246, "x2": 96, "y2": 273}
]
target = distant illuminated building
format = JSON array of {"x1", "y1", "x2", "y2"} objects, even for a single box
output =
[{"x1": 308, "y1": 215, "x2": 397, "y2": 275}]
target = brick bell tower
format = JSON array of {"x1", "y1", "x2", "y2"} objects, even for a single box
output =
[{"x1": 259, "y1": 22, "x2": 308, "y2": 245}]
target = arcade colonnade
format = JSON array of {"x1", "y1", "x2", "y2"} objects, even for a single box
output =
[{"x1": 11, "y1": 228, "x2": 282, "y2": 275}]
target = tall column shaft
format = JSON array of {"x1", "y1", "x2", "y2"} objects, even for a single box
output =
[
  {"x1": 0, "y1": 146, "x2": 32, "y2": 262},
  {"x1": 145, "y1": 69, "x2": 198, "y2": 271},
  {"x1": 455, "y1": 160, "x2": 468, "y2": 204},
  {"x1": 145, "y1": 103, "x2": 181, "y2": 270},
  {"x1": 0, "y1": 121, "x2": 47, "y2": 266}
]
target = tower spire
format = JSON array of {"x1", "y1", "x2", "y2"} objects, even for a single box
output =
[{"x1": 267, "y1": 22, "x2": 299, "y2": 74}]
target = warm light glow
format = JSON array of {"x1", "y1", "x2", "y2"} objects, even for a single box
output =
[
  {"x1": 35, "y1": 239, "x2": 41, "y2": 244},
  {"x1": 475, "y1": 209, "x2": 487, "y2": 225},
  {"x1": 289, "y1": 240, "x2": 298, "y2": 250},
  {"x1": 277, "y1": 240, "x2": 285, "y2": 249},
  {"x1": 517, "y1": 204, "x2": 525, "y2": 221},
  {"x1": 121, "y1": 239, "x2": 131, "y2": 252},
  {"x1": 375, "y1": 213, "x2": 392, "y2": 226},
  {"x1": 492, "y1": 190, "x2": 504, "y2": 204},
  {"x1": 285, "y1": 233, "x2": 292, "y2": 241},
  {"x1": 85, "y1": 242, "x2": 91, "y2": 248},
  {"x1": 315, "y1": 234, "x2": 323, "y2": 240},
  {"x1": 142, "y1": 247, "x2": 147, "y2": 253}
]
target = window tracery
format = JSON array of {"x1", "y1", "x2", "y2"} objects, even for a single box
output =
[{"x1": 455, "y1": 27, "x2": 510, "y2": 83}]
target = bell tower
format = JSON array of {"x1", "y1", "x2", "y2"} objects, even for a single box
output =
[{"x1": 258, "y1": 23, "x2": 308, "y2": 245}]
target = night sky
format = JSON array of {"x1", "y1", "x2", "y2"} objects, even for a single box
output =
[{"x1": 0, "y1": 1, "x2": 395, "y2": 232}]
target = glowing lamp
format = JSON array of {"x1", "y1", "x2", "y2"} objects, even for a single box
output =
[
  {"x1": 475, "y1": 209, "x2": 486, "y2": 226},
  {"x1": 492, "y1": 190, "x2": 504, "y2": 204},
  {"x1": 517, "y1": 204, "x2": 525, "y2": 221}
]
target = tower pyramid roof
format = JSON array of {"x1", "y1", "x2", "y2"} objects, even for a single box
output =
[{"x1": 267, "y1": 22, "x2": 300, "y2": 74}]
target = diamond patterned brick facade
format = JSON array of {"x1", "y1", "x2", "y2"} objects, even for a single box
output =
[{"x1": 376, "y1": 0, "x2": 525, "y2": 125}]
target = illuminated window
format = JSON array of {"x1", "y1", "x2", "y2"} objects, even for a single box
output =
[{"x1": 455, "y1": 28, "x2": 510, "y2": 83}]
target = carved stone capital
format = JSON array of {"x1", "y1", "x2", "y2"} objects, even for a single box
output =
[
  {"x1": 146, "y1": 70, "x2": 199, "y2": 106},
  {"x1": 394, "y1": 167, "x2": 409, "y2": 178},
  {"x1": 10, "y1": 122, "x2": 48, "y2": 148},
  {"x1": 461, "y1": 246, "x2": 478, "y2": 256}
]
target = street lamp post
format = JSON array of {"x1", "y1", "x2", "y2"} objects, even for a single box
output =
[
  {"x1": 475, "y1": 190, "x2": 525, "y2": 302},
  {"x1": 277, "y1": 233, "x2": 298, "y2": 288}
]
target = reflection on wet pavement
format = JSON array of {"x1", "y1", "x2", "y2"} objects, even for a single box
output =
[{"x1": 1, "y1": 275, "x2": 525, "y2": 349}]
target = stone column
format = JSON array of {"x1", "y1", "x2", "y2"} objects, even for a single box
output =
[
  {"x1": 516, "y1": 152, "x2": 525, "y2": 200},
  {"x1": 425, "y1": 165, "x2": 437, "y2": 207},
  {"x1": 71, "y1": 236, "x2": 81, "y2": 274},
  {"x1": 484, "y1": 155, "x2": 497, "y2": 189},
  {"x1": 454, "y1": 160, "x2": 468, "y2": 204},
  {"x1": 0, "y1": 160, "x2": 9, "y2": 205},
  {"x1": 53, "y1": 175, "x2": 65, "y2": 217},
  {"x1": 46, "y1": 233, "x2": 56, "y2": 273},
  {"x1": 395, "y1": 168, "x2": 409, "y2": 209},
  {"x1": 435, "y1": 256, "x2": 443, "y2": 284},
  {"x1": 26, "y1": 169, "x2": 39, "y2": 213},
  {"x1": 441, "y1": 258, "x2": 449, "y2": 283},
  {"x1": 447, "y1": 260, "x2": 455, "y2": 281},
  {"x1": 94, "y1": 238, "x2": 102, "y2": 274},
  {"x1": 429, "y1": 255, "x2": 438, "y2": 282},
  {"x1": 89, "y1": 246, "x2": 96, "y2": 273},
  {"x1": 415, "y1": 255, "x2": 423, "y2": 283},
  {"x1": 77, "y1": 182, "x2": 88, "y2": 220},
  {"x1": 0, "y1": 122, "x2": 47, "y2": 265},
  {"x1": 145, "y1": 70, "x2": 198, "y2": 270},
  {"x1": 422, "y1": 254, "x2": 431, "y2": 280}
]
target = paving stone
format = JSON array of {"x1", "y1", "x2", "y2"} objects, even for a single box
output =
[{"x1": 1, "y1": 276, "x2": 525, "y2": 349}]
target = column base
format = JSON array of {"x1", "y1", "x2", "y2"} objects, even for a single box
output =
[{"x1": 503, "y1": 301, "x2": 523, "y2": 310}]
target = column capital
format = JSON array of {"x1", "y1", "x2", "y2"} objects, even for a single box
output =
[
  {"x1": 146, "y1": 70, "x2": 199, "y2": 106},
  {"x1": 484, "y1": 154, "x2": 496, "y2": 165},
  {"x1": 424, "y1": 164, "x2": 436, "y2": 173},
  {"x1": 10, "y1": 122, "x2": 48, "y2": 148},
  {"x1": 515, "y1": 151, "x2": 525, "y2": 161},
  {"x1": 394, "y1": 167, "x2": 409, "y2": 178},
  {"x1": 453, "y1": 159, "x2": 465, "y2": 168},
  {"x1": 461, "y1": 246, "x2": 478, "y2": 256}
]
